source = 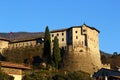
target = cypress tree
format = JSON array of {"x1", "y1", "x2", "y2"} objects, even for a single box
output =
[
  {"x1": 43, "y1": 26, "x2": 51, "y2": 64},
  {"x1": 53, "y1": 36, "x2": 61, "y2": 69}
]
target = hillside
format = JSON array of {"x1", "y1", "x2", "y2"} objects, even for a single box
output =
[
  {"x1": 0, "y1": 32, "x2": 112, "y2": 57},
  {"x1": 100, "y1": 50, "x2": 112, "y2": 57},
  {"x1": 0, "y1": 32, "x2": 44, "y2": 41}
]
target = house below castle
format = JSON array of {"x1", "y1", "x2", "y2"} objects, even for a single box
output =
[
  {"x1": 93, "y1": 68, "x2": 120, "y2": 80},
  {"x1": 0, "y1": 61, "x2": 30, "y2": 80}
]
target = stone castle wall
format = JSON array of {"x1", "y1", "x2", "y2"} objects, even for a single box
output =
[
  {"x1": 0, "y1": 40, "x2": 9, "y2": 53},
  {"x1": 62, "y1": 45, "x2": 102, "y2": 74},
  {"x1": 8, "y1": 40, "x2": 37, "y2": 48}
]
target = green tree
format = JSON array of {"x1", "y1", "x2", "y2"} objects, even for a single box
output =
[
  {"x1": 52, "y1": 36, "x2": 61, "y2": 69},
  {"x1": 43, "y1": 26, "x2": 52, "y2": 64},
  {"x1": 3, "y1": 45, "x2": 43, "y2": 68},
  {"x1": 112, "y1": 52, "x2": 119, "y2": 58}
]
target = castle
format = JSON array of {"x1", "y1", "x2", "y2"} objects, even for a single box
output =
[
  {"x1": 0, "y1": 24, "x2": 109, "y2": 74},
  {"x1": 50, "y1": 24, "x2": 103, "y2": 74},
  {"x1": 0, "y1": 37, "x2": 44, "y2": 53}
]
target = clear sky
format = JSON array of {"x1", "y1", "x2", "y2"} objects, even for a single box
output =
[{"x1": 0, "y1": 0, "x2": 120, "y2": 54}]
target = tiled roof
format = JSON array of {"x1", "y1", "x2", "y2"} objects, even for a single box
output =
[
  {"x1": 0, "y1": 37, "x2": 10, "y2": 41},
  {"x1": 50, "y1": 28, "x2": 67, "y2": 33},
  {"x1": 82, "y1": 24, "x2": 100, "y2": 33},
  {"x1": 0, "y1": 61, "x2": 31, "y2": 70},
  {"x1": 10, "y1": 37, "x2": 42, "y2": 43},
  {"x1": 50, "y1": 24, "x2": 100, "y2": 33}
]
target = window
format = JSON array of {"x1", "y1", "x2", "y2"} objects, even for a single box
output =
[
  {"x1": 52, "y1": 34, "x2": 54, "y2": 37},
  {"x1": 79, "y1": 49, "x2": 83, "y2": 52},
  {"x1": 76, "y1": 36, "x2": 78, "y2": 39},
  {"x1": 83, "y1": 29, "x2": 86, "y2": 32},
  {"x1": 26, "y1": 43, "x2": 28, "y2": 46},
  {"x1": 62, "y1": 33, "x2": 64, "y2": 36},
  {"x1": 57, "y1": 33, "x2": 59, "y2": 36},
  {"x1": 75, "y1": 31, "x2": 78, "y2": 33},
  {"x1": 62, "y1": 38, "x2": 64, "y2": 41},
  {"x1": 16, "y1": 44, "x2": 17, "y2": 47},
  {"x1": 23, "y1": 43, "x2": 24, "y2": 46},
  {"x1": 82, "y1": 41, "x2": 84, "y2": 45}
]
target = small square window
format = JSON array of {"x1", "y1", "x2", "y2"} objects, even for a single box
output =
[
  {"x1": 82, "y1": 41, "x2": 84, "y2": 45},
  {"x1": 62, "y1": 33, "x2": 64, "y2": 36},
  {"x1": 52, "y1": 34, "x2": 54, "y2": 37},
  {"x1": 76, "y1": 36, "x2": 78, "y2": 39},
  {"x1": 75, "y1": 31, "x2": 78, "y2": 33},
  {"x1": 57, "y1": 33, "x2": 59, "y2": 36},
  {"x1": 83, "y1": 30, "x2": 86, "y2": 32},
  {"x1": 62, "y1": 38, "x2": 64, "y2": 41},
  {"x1": 79, "y1": 50, "x2": 83, "y2": 52}
]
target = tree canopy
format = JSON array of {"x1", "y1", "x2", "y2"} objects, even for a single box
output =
[
  {"x1": 43, "y1": 26, "x2": 52, "y2": 64},
  {"x1": 52, "y1": 36, "x2": 61, "y2": 69}
]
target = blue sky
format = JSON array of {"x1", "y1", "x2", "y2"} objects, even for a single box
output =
[{"x1": 0, "y1": 0, "x2": 120, "y2": 53}]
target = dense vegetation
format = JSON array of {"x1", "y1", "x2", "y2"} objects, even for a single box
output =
[
  {"x1": 43, "y1": 26, "x2": 52, "y2": 64},
  {"x1": 100, "y1": 51, "x2": 120, "y2": 69},
  {"x1": 2, "y1": 45, "x2": 43, "y2": 68},
  {"x1": 22, "y1": 70, "x2": 93, "y2": 80},
  {"x1": 52, "y1": 36, "x2": 61, "y2": 69}
]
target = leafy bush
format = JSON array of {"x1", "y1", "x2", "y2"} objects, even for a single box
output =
[
  {"x1": 3, "y1": 45, "x2": 43, "y2": 65},
  {"x1": 22, "y1": 70, "x2": 93, "y2": 80},
  {"x1": 0, "y1": 68, "x2": 14, "y2": 80}
]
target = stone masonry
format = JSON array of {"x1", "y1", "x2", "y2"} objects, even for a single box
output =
[{"x1": 50, "y1": 24, "x2": 103, "y2": 74}]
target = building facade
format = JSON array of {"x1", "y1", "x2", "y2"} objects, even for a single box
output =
[
  {"x1": 0, "y1": 24, "x2": 109, "y2": 74},
  {"x1": 0, "y1": 38, "x2": 9, "y2": 53},
  {"x1": 50, "y1": 24, "x2": 102, "y2": 74},
  {"x1": 50, "y1": 24, "x2": 100, "y2": 53},
  {"x1": 9, "y1": 38, "x2": 43, "y2": 48},
  {"x1": 0, "y1": 37, "x2": 44, "y2": 54}
]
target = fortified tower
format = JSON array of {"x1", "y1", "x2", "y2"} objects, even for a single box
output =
[
  {"x1": 0, "y1": 37, "x2": 9, "y2": 54},
  {"x1": 50, "y1": 24, "x2": 102, "y2": 74}
]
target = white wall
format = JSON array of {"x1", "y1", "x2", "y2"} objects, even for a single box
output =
[{"x1": 9, "y1": 74, "x2": 22, "y2": 80}]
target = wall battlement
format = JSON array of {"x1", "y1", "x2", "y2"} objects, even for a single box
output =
[{"x1": 102, "y1": 64, "x2": 110, "y2": 69}]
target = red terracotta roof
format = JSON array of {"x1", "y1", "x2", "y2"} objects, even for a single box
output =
[{"x1": 0, "y1": 61, "x2": 31, "y2": 70}]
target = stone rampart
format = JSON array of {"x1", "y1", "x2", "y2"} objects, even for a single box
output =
[{"x1": 62, "y1": 45, "x2": 102, "y2": 74}]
